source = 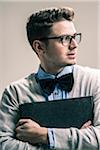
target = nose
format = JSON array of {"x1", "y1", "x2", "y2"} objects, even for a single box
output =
[{"x1": 68, "y1": 38, "x2": 78, "y2": 51}]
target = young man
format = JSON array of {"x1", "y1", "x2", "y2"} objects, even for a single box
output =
[{"x1": 0, "y1": 7, "x2": 100, "y2": 150}]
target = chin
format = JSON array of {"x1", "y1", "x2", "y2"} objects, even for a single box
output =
[
  {"x1": 65, "y1": 61, "x2": 76, "y2": 66},
  {"x1": 69, "y1": 59, "x2": 77, "y2": 65}
]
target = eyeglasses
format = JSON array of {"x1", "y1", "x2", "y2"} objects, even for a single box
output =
[{"x1": 38, "y1": 33, "x2": 82, "y2": 46}]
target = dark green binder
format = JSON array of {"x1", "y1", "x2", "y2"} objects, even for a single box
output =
[{"x1": 19, "y1": 96, "x2": 93, "y2": 128}]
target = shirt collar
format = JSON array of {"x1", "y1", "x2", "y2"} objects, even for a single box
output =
[{"x1": 36, "y1": 65, "x2": 74, "y2": 80}]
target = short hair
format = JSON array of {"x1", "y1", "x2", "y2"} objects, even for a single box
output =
[{"x1": 26, "y1": 7, "x2": 74, "y2": 49}]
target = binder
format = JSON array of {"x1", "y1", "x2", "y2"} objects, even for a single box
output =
[{"x1": 19, "y1": 96, "x2": 93, "y2": 128}]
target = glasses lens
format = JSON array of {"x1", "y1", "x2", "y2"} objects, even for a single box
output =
[
  {"x1": 61, "y1": 35, "x2": 71, "y2": 46},
  {"x1": 62, "y1": 33, "x2": 81, "y2": 46},
  {"x1": 75, "y1": 34, "x2": 81, "y2": 44}
]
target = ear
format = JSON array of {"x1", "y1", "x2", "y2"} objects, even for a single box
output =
[{"x1": 32, "y1": 40, "x2": 46, "y2": 55}]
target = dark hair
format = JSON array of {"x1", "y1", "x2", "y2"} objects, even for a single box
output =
[{"x1": 26, "y1": 7, "x2": 74, "y2": 50}]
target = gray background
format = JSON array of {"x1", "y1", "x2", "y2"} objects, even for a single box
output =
[{"x1": 0, "y1": 0, "x2": 100, "y2": 96}]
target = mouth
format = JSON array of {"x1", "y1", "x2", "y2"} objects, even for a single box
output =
[{"x1": 67, "y1": 52, "x2": 76, "y2": 59}]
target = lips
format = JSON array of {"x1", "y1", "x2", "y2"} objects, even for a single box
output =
[
  {"x1": 68, "y1": 52, "x2": 75, "y2": 55},
  {"x1": 67, "y1": 52, "x2": 76, "y2": 59}
]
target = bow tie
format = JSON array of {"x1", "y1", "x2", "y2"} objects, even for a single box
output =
[{"x1": 38, "y1": 73, "x2": 74, "y2": 95}]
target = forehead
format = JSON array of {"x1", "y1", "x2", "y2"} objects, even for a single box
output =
[{"x1": 50, "y1": 20, "x2": 76, "y2": 35}]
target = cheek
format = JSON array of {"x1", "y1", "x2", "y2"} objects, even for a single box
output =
[
  {"x1": 55, "y1": 49, "x2": 67, "y2": 58},
  {"x1": 50, "y1": 50, "x2": 64, "y2": 59},
  {"x1": 46, "y1": 42, "x2": 68, "y2": 58}
]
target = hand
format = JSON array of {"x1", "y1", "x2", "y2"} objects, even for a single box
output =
[
  {"x1": 80, "y1": 120, "x2": 92, "y2": 129},
  {"x1": 16, "y1": 119, "x2": 48, "y2": 145}
]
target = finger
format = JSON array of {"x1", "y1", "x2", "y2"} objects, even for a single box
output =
[
  {"x1": 81, "y1": 120, "x2": 92, "y2": 129},
  {"x1": 16, "y1": 119, "x2": 30, "y2": 127},
  {"x1": 16, "y1": 132, "x2": 25, "y2": 141},
  {"x1": 19, "y1": 119, "x2": 40, "y2": 127},
  {"x1": 16, "y1": 125, "x2": 25, "y2": 132},
  {"x1": 85, "y1": 120, "x2": 92, "y2": 126}
]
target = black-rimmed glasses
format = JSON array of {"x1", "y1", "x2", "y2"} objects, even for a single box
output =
[{"x1": 38, "y1": 33, "x2": 82, "y2": 46}]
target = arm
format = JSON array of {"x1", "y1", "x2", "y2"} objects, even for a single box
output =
[
  {"x1": 0, "y1": 89, "x2": 99, "y2": 150},
  {"x1": 1, "y1": 86, "x2": 90, "y2": 150},
  {"x1": 0, "y1": 88, "x2": 48, "y2": 150},
  {"x1": 53, "y1": 125, "x2": 100, "y2": 150},
  {"x1": 52, "y1": 73, "x2": 100, "y2": 150},
  {"x1": 15, "y1": 119, "x2": 92, "y2": 149}
]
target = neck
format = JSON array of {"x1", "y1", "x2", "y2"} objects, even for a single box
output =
[{"x1": 40, "y1": 64, "x2": 64, "y2": 75}]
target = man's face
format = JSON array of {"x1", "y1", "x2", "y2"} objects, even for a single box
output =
[{"x1": 41, "y1": 20, "x2": 79, "y2": 73}]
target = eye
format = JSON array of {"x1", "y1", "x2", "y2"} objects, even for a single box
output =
[
  {"x1": 63, "y1": 35, "x2": 71, "y2": 42},
  {"x1": 59, "y1": 36, "x2": 64, "y2": 42}
]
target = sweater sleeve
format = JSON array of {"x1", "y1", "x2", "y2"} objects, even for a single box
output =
[
  {"x1": 53, "y1": 126, "x2": 100, "y2": 150},
  {"x1": 52, "y1": 67, "x2": 100, "y2": 150},
  {"x1": 0, "y1": 86, "x2": 46, "y2": 150}
]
